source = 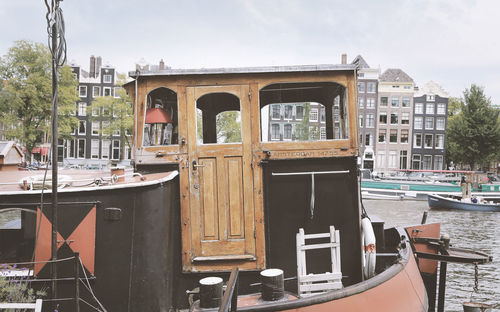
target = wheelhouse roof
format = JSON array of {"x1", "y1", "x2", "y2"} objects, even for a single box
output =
[{"x1": 128, "y1": 63, "x2": 357, "y2": 79}]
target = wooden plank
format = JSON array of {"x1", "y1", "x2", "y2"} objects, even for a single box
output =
[
  {"x1": 35, "y1": 299, "x2": 43, "y2": 312},
  {"x1": 300, "y1": 272, "x2": 342, "y2": 283},
  {"x1": 226, "y1": 157, "x2": 244, "y2": 238},
  {"x1": 303, "y1": 232, "x2": 331, "y2": 239},
  {"x1": 299, "y1": 242, "x2": 340, "y2": 251},
  {"x1": 299, "y1": 281, "x2": 343, "y2": 292},
  {"x1": 192, "y1": 254, "x2": 256, "y2": 261},
  {"x1": 0, "y1": 303, "x2": 37, "y2": 309},
  {"x1": 200, "y1": 158, "x2": 218, "y2": 240}
]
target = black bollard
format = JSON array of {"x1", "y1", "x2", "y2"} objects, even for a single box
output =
[
  {"x1": 260, "y1": 269, "x2": 284, "y2": 301},
  {"x1": 199, "y1": 277, "x2": 223, "y2": 309}
]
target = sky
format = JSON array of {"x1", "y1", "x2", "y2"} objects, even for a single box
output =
[{"x1": 1, "y1": 0, "x2": 500, "y2": 104}]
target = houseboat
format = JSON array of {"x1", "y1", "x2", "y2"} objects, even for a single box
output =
[{"x1": 0, "y1": 63, "x2": 491, "y2": 311}]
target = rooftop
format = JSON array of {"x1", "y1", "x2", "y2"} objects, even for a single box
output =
[{"x1": 380, "y1": 68, "x2": 414, "y2": 83}]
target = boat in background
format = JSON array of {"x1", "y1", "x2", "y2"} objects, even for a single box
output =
[
  {"x1": 428, "y1": 194, "x2": 500, "y2": 212},
  {"x1": 361, "y1": 169, "x2": 500, "y2": 201}
]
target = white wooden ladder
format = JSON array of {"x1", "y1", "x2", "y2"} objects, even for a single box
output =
[
  {"x1": 0, "y1": 299, "x2": 43, "y2": 311},
  {"x1": 296, "y1": 226, "x2": 342, "y2": 297}
]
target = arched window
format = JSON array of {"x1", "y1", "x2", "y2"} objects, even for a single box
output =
[
  {"x1": 196, "y1": 93, "x2": 241, "y2": 144},
  {"x1": 143, "y1": 87, "x2": 178, "y2": 146},
  {"x1": 259, "y1": 82, "x2": 348, "y2": 142}
]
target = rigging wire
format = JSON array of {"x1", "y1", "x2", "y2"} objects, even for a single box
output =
[{"x1": 80, "y1": 259, "x2": 108, "y2": 312}]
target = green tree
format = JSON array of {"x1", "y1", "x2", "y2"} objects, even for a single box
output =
[
  {"x1": 216, "y1": 111, "x2": 241, "y2": 143},
  {"x1": 89, "y1": 74, "x2": 133, "y2": 159},
  {"x1": 447, "y1": 97, "x2": 462, "y2": 117},
  {"x1": 0, "y1": 40, "x2": 78, "y2": 153},
  {"x1": 446, "y1": 85, "x2": 500, "y2": 170}
]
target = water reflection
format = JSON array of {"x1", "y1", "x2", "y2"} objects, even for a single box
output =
[{"x1": 364, "y1": 199, "x2": 499, "y2": 312}]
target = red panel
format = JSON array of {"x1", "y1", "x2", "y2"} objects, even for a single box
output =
[
  {"x1": 34, "y1": 208, "x2": 63, "y2": 276},
  {"x1": 407, "y1": 223, "x2": 441, "y2": 274},
  {"x1": 67, "y1": 206, "x2": 96, "y2": 275}
]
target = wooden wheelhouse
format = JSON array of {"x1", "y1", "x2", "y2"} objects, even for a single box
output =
[{"x1": 125, "y1": 64, "x2": 360, "y2": 275}]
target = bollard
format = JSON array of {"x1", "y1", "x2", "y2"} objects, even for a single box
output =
[
  {"x1": 260, "y1": 269, "x2": 284, "y2": 301},
  {"x1": 199, "y1": 277, "x2": 223, "y2": 309}
]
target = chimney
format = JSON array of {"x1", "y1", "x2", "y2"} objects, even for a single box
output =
[
  {"x1": 159, "y1": 59, "x2": 165, "y2": 70},
  {"x1": 89, "y1": 55, "x2": 96, "y2": 78},
  {"x1": 96, "y1": 56, "x2": 102, "y2": 76},
  {"x1": 341, "y1": 54, "x2": 347, "y2": 65}
]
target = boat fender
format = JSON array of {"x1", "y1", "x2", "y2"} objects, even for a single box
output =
[{"x1": 361, "y1": 217, "x2": 376, "y2": 279}]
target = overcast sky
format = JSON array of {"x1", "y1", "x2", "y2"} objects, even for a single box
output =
[{"x1": 1, "y1": 0, "x2": 499, "y2": 104}]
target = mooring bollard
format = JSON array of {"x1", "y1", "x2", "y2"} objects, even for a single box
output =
[
  {"x1": 260, "y1": 268, "x2": 284, "y2": 301},
  {"x1": 199, "y1": 276, "x2": 223, "y2": 308}
]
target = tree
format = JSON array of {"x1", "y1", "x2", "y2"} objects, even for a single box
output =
[
  {"x1": 446, "y1": 85, "x2": 500, "y2": 170},
  {"x1": 89, "y1": 74, "x2": 133, "y2": 160},
  {"x1": 447, "y1": 97, "x2": 462, "y2": 117},
  {"x1": 216, "y1": 111, "x2": 241, "y2": 143},
  {"x1": 0, "y1": 40, "x2": 78, "y2": 154}
]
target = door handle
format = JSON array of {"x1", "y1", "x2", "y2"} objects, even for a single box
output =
[{"x1": 192, "y1": 160, "x2": 205, "y2": 171}]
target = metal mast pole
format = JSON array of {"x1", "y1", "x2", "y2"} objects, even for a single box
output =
[{"x1": 45, "y1": 0, "x2": 66, "y2": 304}]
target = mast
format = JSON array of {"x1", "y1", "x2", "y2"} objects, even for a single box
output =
[{"x1": 45, "y1": 0, "x2": 66, "y2": 303}]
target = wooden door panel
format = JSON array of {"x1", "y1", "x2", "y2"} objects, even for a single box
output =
[
  {"x1": 225, "y1": 157, "x2": 244, "y2": 239},
  {"x1": 199, "y1": 158, "x2": 219, "y2": 241}
]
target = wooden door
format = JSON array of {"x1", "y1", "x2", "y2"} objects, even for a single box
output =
[{"x1": 185, "y1": 85, "x2": 257, "y2": 270}]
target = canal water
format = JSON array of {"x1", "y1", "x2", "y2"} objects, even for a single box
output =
[{"x1": 364, "y1": 199, "x2": 499, "y2": 312}]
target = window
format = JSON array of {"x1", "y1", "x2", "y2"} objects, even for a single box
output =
[
  {"x1": 91, "y1": 139, "x2": 99, "y2": 159},
  {"x1": 284, "y1": 105, "x2": 293, "y2": 119},
  {"x1": 434, "y1": 155, "x2": 444, "y2": 170},
  {"x1": 379, "y1": 112, "x2": 387, "y2": 124},
  {"x1": 412, "y1": 154, "x2": 421, "y2": 169},
  {"x1": 436, "y1": 117, "x2": 445, "y2": 130},
  {"x1": 91, "y1": 121, "x2": 100, "y2": 135},
  {"x1": 101, "y1": 140, "x2": 110, "y2": 159},
  {"x1": 390, "y1": 129, "x2": 398, "y2": 143},
  {"x1": 400, "y1": 151, "x2": 408, "y2": 169},
  {"x1": 320, "y1": 127, "x2": 326, "y2": 140},
  {"x1": 77, "y1": 139, "x2": 85, "y2": 158},
  {"x1": 78, "y1": 102, "x2": 87, "y2": 116},
  {"x1": 112, "y1": 140, "x2": 120, "y2": 160},
  {"x1": 403, "y1": 85, "x2": 411, "y2": 89},
  {"x1": 390, "y1": 112, "x2": 398, "y2": 124},
  {"x1": 366, "y1": 98, "x2": 375, "y2": 109},
  {"x1": 366, "y1": 114, "x2": 374, "y2": 128},
  {"x1": 358, "y1": 97, "x2": 365, "y2": 108},
  {"x1": 423, "y1": 155, "x2": 432, "y2": 170},
  {"x1": 426, "y1": 103, "x2": 435, "y2": 114},
  {"x1": 378, "y1": 129, "x2": 386, "y2": 143},
  {"x1": 426, "y1": 95, "x2": 435, "y2": 102},
  {"x1": 114, "y1": 87, "x2": 121, "y2": 98},
  {"x1": 320, "y1": 108, "x2": 326, "y2": 123},
  {"x1": 113, "y1": 128, "x2": 120, "y2": 136},
  {"x1": 424, "y1": 134, "x2": 433, "y2": 148},
  {"x1": 435, "y1": 134, "x2": 444, "y2": 149},
  {"x1": 66, "y1": 139, "x2": 76, "y2": 158},
  {"x1": 103, "y1": 87, "x2": 112, "y2": 97},
  {"x1": 92, "y1": 86, "x2": 100, "y2": 97},
  {"x1": 425, "y1": 117, "x2": 434, "y2": 129},
  {"x1": 359, "y1": 114, "x2": 364, "y2": 127},
  {"x1": 401, "y1": 112, "x2": 409, "y2": 125},
  {"x1": 78, "y1": 120, "x2": 86, "y2": 134},
  {"x1": 358, "y1": 82, "x2": 365, "y2": 93},
  {"x1": 392, "y1": 85, "x2": 400, "y2": 89},
  {"x1": 103, "y1": 74, "x2": 112, "y2": 83},
  {"x1": 389, "y1": 151, "x2": 397, "y2": 168},
  {"x1": 437, "y1": 103, "x2": 446, "y2": 115},
  {"x1": 414, "y1": 133, "x2": 422, "y2": 148},
  {"x1": 391, "y1": 97, "x2": 399, "y2": 107},
  {"x1": 377, "y1": 151, "x2": 386, "y2": 168},
  {"x1": 402, "y1": 97, "x2": 410, "y2": 107},
  {"x1": 92, "y1": 106, "x2": 99, "y2": 116},
  {"x1": 415, "y1": 103, "x2": 423, "y2": 114},
  {"x1": 380, "y1": 97, "x2": 388, "y2": 106},
  {"x1": 284, "y1": 124, "x2": 292, "y2": 140},
  {"x1": 365, "y1": 133, "x2": 371, "y2": 146},
  {"x1": 124, "y1": 145, "x2": 131, "y2": 160},
  {"x1": 271, "y1": 105, "x2": 280, "y2": 120},
  {"x1": 271, "y1": 124, "x2": 280, "y2": 140},
  {"x1": 414, "y1": 117, "x2": 423, "y2": 129},
  {"x1": 295, "y1": 105, "x2": 304, "y2": 120},
  {"x1": 310, "y1": 108, "x2": 318, "y2": 122},
  {"x1": 79, "y1": 86, "x2": 87, "y2": 97},
  {"x1": 401, "y1": 129, "x2": 408, "y2": 143},
  {"x1": 367, "y1": 82, "x2": 376, "y2": 93}
]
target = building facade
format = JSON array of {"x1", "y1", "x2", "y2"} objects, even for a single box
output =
[
  {"x1": 375, "y1": 69, "x2": 414, "y2": 173},
  {"x1": 411, "y1": 81, "x2": 448, "y2": 170},
  {"x1": 353, "y1": 55, "x2": 379, "y2": 170},
  {"x1": 61, "y1": 56, "x2": 130, "y2": 166}
]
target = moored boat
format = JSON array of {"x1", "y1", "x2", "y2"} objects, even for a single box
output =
[
  {"x1": 428, "y1": 194, "x2": 500, "y2": 212},
  {"x1": 1, "y1": 62, "x2": 492, "y2": 311}
]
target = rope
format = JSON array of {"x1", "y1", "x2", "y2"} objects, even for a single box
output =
[
  {"x1": 80, "y1": 258, "x2": 108, "y2": 312},
  {"x1": 79, "y1": 298, "x2": 104, "y2": 312},
  {"x1": 1, "y1": 256, "x2": 75, "y2": 267}
]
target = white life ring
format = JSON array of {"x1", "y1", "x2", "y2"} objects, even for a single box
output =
[{"x1": 361, "y1": 217, "x2": 376, "y2": 279}]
